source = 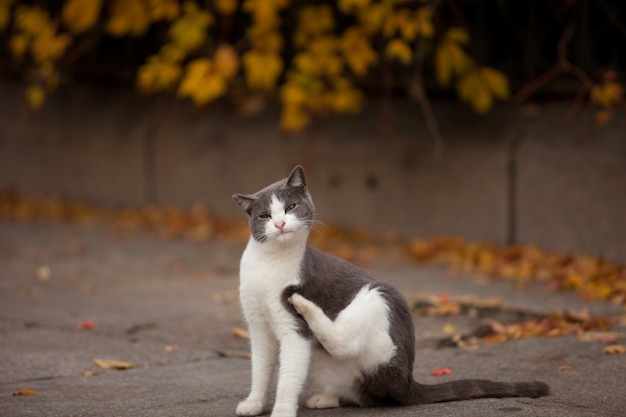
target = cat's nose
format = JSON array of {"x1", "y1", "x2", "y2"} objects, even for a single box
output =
[{"x1": 275, "y1": 220, "x2": 285, "y2": 231}]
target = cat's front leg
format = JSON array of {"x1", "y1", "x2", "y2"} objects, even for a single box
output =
[
  {"x1": 271, "y1": 333, "x2": 311, "y2": 417},
  {"x1": 236, "y1": 322, "x2": 278, "y2": 416}
]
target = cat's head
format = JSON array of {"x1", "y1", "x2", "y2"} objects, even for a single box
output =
[{"x1": 232, "y1": 166, "x2": 315, "y2": 244}]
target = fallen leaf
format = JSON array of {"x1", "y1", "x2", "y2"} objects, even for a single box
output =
[
  {"x1": 603, "y1": 344, "x2": 626, "y2": 355},
  {"x1": 232, "y1": 326, "x2": 249, "y2": 339},
  {"x1": 93, "y1": 358, "x2": 137, "y2": 370},
  {"x1": 577, "y1": 331, "x2": 621, "y2": 344},
  {"x1": 82, "y1": 370, "x2": 97, "y2": 377},
  {"x1": 13, "y1": 388, "x2": 38, "y2": 396},
  {"x1": 430, "y1": 367, "x2": 452, "y2": 376},
  {"x1": 77, "y1": 320, "x2": 95, "y2": 330},
  {"x1": 442, "y1": 323, "x2": 456, "y2": 335},
  {"x1": 37, "y1": 265, "x2": 51, "y2": 281}
]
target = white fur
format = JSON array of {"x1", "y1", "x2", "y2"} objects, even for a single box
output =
[{"x1": 237, "y1": 195, "x2": 311, "y2": 417}]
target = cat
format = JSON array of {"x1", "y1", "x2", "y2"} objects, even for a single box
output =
[{"x1": 232, "y1": 166, "x2": 549, "y2": 417}]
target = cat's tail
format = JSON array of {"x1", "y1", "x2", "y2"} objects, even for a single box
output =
[{"x1": 411, "y1": 379, "x2": 549, "y2": 404}]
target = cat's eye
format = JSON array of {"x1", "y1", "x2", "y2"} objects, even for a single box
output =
[
  {"x1": 285, "y1": 203, "x2": 296, "y2": 212},
  {"x1": 259, "y1": 213, "x2": 271, "y2": 219}
]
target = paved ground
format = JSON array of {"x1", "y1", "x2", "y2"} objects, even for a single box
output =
[{"x1": 1, "y1": 222, "x2": 625, "y2": 417}]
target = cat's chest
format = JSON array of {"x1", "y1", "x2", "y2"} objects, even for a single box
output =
[{"x1": 238, "y1": 244, "x2": 303, "y2": 318}]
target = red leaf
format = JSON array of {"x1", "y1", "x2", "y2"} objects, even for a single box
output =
[
  {"x1": 431, "y1": 367, "x2": 452, "y2": 376},
  {"x1": 78, "y1": 320, "x2": 95, "y2": 330}
]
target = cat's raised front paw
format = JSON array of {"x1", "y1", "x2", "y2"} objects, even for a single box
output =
[
  {"x1": 288, "y1": 293, "x2": 311, "y2": 316},
  {"x1": 236, "y1": 398, "x2": 265, "y2": 416}
]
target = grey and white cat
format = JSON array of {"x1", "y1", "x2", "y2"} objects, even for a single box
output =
[{"x1": 232, "y1": 166, "x2": 549, "y2": 417}]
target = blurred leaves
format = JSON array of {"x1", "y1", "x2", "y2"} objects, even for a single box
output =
[
  {"x1": 62, "y1": 0, "x2": 102, "y2": 35},
  {"x1": 2, "y1": 188, "x2": 625, "y2": 314},
  {"x1": 0, "y1": 0, "x2": 523, "y2": 131},
  {"x1": 406, "y1": 237, "x2": 626, "y2": 306},
  {"x1": 2, "y1": 188, "x2": 625, "y2": 352}
]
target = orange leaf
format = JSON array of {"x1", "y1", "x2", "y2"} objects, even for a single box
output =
[
  {"x1": 603, "y1": 344, "x2": 626, "y2": 355},
  {"x1": 232, "y1": 326, "x2": 250, "y2": 339},
  {"x1": 13, "y1": 388, "x2": 39, "y2": 396},
  {"x1": 430, "y1": 367, "x2": 452, "y2": 376},
  {"x1": 93, "y1": 358, "x2": 137, "y2": 370}
]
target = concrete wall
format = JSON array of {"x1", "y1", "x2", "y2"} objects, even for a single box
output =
[{"x1": 1, "y1": 83, "x2": 624, "y2": 262}]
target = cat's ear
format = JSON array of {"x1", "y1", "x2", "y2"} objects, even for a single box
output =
[
  {"x1": 232, "y1": 194, "x2": 257, "y2": 214},
  {"x1": 287, "y1": 165, "x2": 306, "y2": 188}
]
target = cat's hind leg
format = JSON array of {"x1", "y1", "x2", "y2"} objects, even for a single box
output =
[
  {"x1": 304, "y1": 348, "x2": 361, "y2": 409},
  {"x1": 289, "y1": 285, "x2": 396, "y2": 369},
  {"x1": 305, "y1": 393, "x2": 340, "y2": 409}
]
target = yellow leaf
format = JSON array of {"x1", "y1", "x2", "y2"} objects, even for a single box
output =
[
  {"x1": 13, "y1": 388, "x2": 38, "y2": 396},
  {"x1": 435, "y1": 41, "x2": 473, "y2": 86},
  {"x1": 177, "y1": 59, "x2": 227, "y2": 105},
  {"x1": 280, "y1": 82, "x2": 308, "y2": 106},
  {"x1": 93, "y1": 358, "x2": 137, "y2": 370},
  {"x1": 0, "y1": 0, "x2": 15, "y2": 30},
  {"x1": 329, "y1": 78, "x2": 363, "y2": 114},
  {"x1": 248, "y1": 26, "x2": 283, "y2": 53},
  {"x1": 480, "y1": 67, "x2": 510, "y2": 100},
  {"x1": 385, "y1": 38, "x2": 412, "y2": 64},
  {"x1": 62, "y1": 0, "x2": 102, "y2": 34},
  {"x1": 159, "y1": 43, "x2": 185, "y2": 63},
  {"x1": 339, "y1": 27, "x2": 377, "y2": 77},
  {"x1": 31, "y1": 31, "x2": 72, "y2": 63},
  {"x1": 294, "y1": 5, "x2": 334, "y2": 47},
  {"x1": 10, "y1": 34, "x2": 29, "y2": 59},
  {"x1": 106, "y1": 0, "x2": 150, "y2": 37},
  {"x1": 414, "y1": 8, "x2": 434, "y2": 39},
  {"x1": 358, "y1": 3, "x2": 388, "y2": 35},
  {"x1": 215, "y1": 0, "x2": 238, "y2": 15},
  {"x1": 242, "y1": 50, "x2": 283, "y2": 90},
  {"x1": 338, "y1": 0, "x2": 371, "y2": 14},
  {"x1": 457, "y1": 69, "x2": 493, "y2": 114},
  {"x1": 214, "y1": 44, "x2": 239, "y2": 79},
  {"x1": 137, "y1": 56, "x2": 182, "y2": 93},
  {"x1": 15, "y1": 5, "x2": 53, "y2": 38},
  {"x1": 591, "y1": 81, "x2": 623, "y2": 109},
  {"x1": 168, "y1": 1, "x2": 213, "y2": 52},
  {"x1": 243, "y1": 0, "x2": 288, "y2": 26},
  {"x1": 445, "y1": 27, "x2": 471, "y2": 45},
  {"x1": 147, "y1": 0, "x2": 180, "y2": 21},
  {"x1": 26, "y1": 84, "x2": 45, "y2": 109}
]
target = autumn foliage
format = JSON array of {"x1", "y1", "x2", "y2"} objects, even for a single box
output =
[
  {"x1": 1, "y1": 189, "x2": 625, "y2": 310},
  {"x1": 2, "y1": 0, "x2": 621, "y2": 132}
]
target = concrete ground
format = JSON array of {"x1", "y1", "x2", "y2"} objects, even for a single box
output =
[{"x1": 0, "y1": 222, "x2": 625, "y2": 417}]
